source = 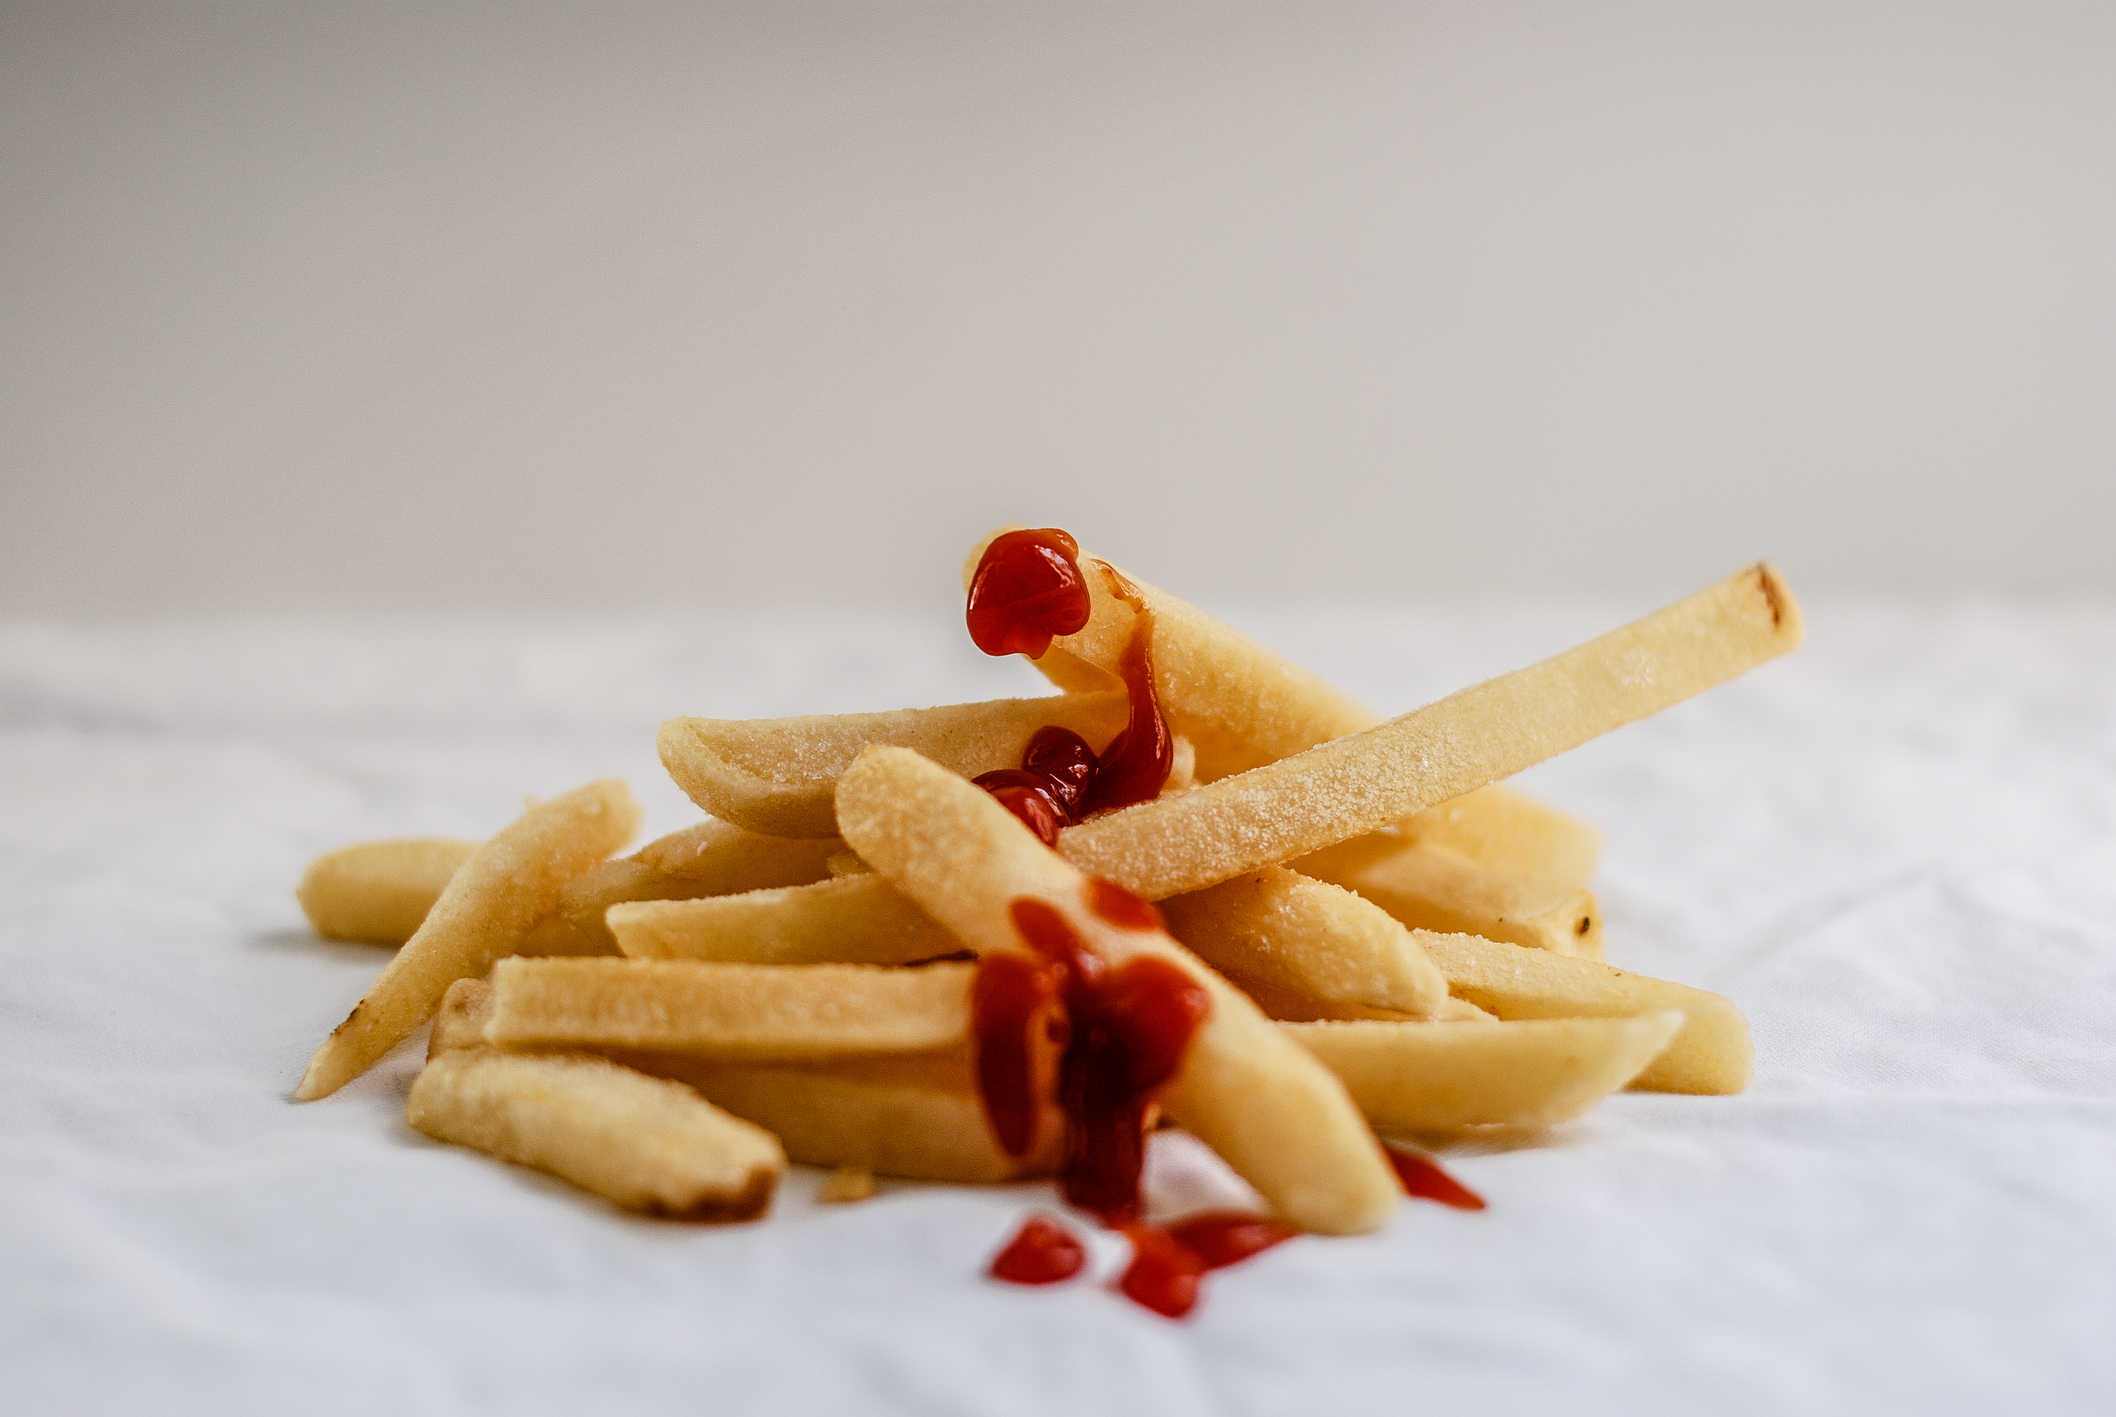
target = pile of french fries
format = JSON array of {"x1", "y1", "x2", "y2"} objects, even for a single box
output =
[{"x1": 293, "y1": 529, "x2": 1800, "y2": 1249}]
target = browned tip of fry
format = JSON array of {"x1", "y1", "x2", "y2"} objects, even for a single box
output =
[{"x1": 1751, "y1": 562, "x2": 1804, "y2": 646}]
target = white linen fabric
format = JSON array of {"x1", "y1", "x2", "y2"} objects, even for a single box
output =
[{"x1": 3, "y1": 600, "x2": 2112, "y2": 1416}]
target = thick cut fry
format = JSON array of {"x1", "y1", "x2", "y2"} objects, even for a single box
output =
[
  {"x1": 1284, "y1": 1012, "x2": 1683, "y2": 1131},
  {"x1": 1294, "y1": 836, "x2": 1604, "y2": 959},
  {"x1": 1058, "y1": 565, "x2": 1803, "y2": 899},
  {"x1": 430, "y1": 977, "x2": 1051, "y2": 1182},
  {"x1": 407, "y1": 1050, "x2": 783, "y2": 1220},
  {"x1": 485, "y1": 957, "x2": 971, "y2": 1058},
  {"x1": 652, "y1": 1054, "x2": 1062, "y2": 1184},
  {"x1": 1416, "y1": 931, "x2": 1752, "y2": 1094},
  {"x1": 557, "y1": 821, "x2": 841, "y2": 951},
  {"x1": 967, "y1": 531, "x2": 1375, "y2": 782},
  {"x1": 297, "y1": 838, "x2": 477, "y2": 944},
  {"x1": 430, "y1": 977, "x2": 495, "y2": 1057},
  {"x1": 1156, "y1": 868, "x2": 1449, "y2": 1020},
  {"x1": 609, "y1": 874, "x2": 957, "y2": 966},
  {"x1": 295, "y1": 779, "x2": 642, "y2": 1100},
  {"x1": 660, "y1": 693, "x2": 1128, "y2": 837},
  {"x1": 835, "y1": 745, "x2": 1399, "y2": 1235},
  {"x1": 1396, "y1": 784, "x2": 1602, "y2": 896}
]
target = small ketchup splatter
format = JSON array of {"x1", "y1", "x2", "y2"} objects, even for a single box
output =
[
  {"x1": 966, "y1": 529, "x2": 1092, "y2": 657},
  {"x1": 1117, "y1": 1212, "x2": 1298, "y2": 1319},
  {"x1": 989, "y1": 1214, "x2": 1087, "y2": 1285},
  {"x1": 967, "y1": 534, "x2": 1172, "y2": 844},
  {"x1": 1386, "y1": 1144, "x2": 1487, "y2": 1210},
  {"x1": 970, "y1": 892, "x2": 1210, "y2": 1225}
]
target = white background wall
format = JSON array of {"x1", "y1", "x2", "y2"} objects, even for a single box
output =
[{"x1": 3, "y1": 1, "x2": 2110, "y2": 615}]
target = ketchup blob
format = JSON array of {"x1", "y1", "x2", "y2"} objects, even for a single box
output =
[
  {"x1": 966, "y1": 529, "x2": 1092, "y2": 658},
  {"x1": 966, "y1": 532, "x2": 1173, "y2": 844},
  {"x1": 1117, "y1": 1212, "x2": 1298, "y2": 1319},
  {"x1": 1385, "y1": 1144, "x2": 1487, "y2": 1210},
  {"x1": 989, "y1": 1214, "x2": 1087, "y2": 1285},
  {"x1": 969, "y1": 895, "x2": 1210, "y2": 1225}
]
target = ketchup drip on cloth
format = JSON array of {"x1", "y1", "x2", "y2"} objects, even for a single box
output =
[
  {"x1": 965, "y1": 531, "x2": 1173, "y2": 845},
  {"x1": 987, "y1": 1210, "x2": 1294, "y2": 1320},
  {"x1": 971, "y1": 890, "x2": 1209, "y2": 1225},
  {"x1": 1385, "y1": 1143, "x2": 1487, "y2": 1210}
]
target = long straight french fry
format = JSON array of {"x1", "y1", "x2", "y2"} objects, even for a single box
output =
[
  {"x1": 1057, "y1": 565, "x2": 1803, "y2": 900},
  {"x1": 1156, "y1": 868, "x2": 1449, "y2": 1020},
  {"x1": 1396, "y1": 784, "x2": 1602, "y2": 896},
  {"x1": 660, "y1": 693, "x2": 1129, "y2": 837},
  {"x1": 966, "y1": 531, "x2": 1374, "y2": 782},
  {"x1": 648, "y1": 1053, "x2": 1062, "y2": 1183},
  {"x1": 485, "y1": 957, "x2": 971, "y2": 1058},
  {"x1": 1293, "y1": 836, "x2": 1604, "y2": 959},
  {"x1": 295, "y1": 779, "x2": 641, "y2": 1100},
  {"x1": 835, "y1": 745, "x2": 1399, "y2": 1235},
  {"x1": 297, "y1": 838, "x2": 478, "y2": 944},
  {"x1": 608, "y1": 874, "x2": 958, "y2": 966},
  {"x1": 407, "y1": 1049, "x2": 784, "y2": 1220},
  {"x1": 1284, "y1": 1012, "x2": 1683, "y2": 1130},
  {"x1": 1415, "y1": 930, "x2": 1752, "y2": 1094},
  {"x1": 432, "y1": 979, "x2": 1044, "y2": 1183},
  {"x1": 557, "y1": 821, "x2": 841, "y2": 951}
]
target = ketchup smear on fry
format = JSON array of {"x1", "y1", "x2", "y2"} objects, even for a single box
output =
[{"x1": 965, "y1": 530, "x2": 1173, "y2": 845}]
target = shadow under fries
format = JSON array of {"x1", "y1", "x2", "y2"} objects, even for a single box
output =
[{"x1": 248, "y1": 926, "x2": 389, "y2": 961}]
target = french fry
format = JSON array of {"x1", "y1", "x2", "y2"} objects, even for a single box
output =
[
  {"x1": 428, "y1": 978, "x2": 1033, "y2": 1183},
  {"x1": 608, "y1": 875, "x2": 957, "y2": 966},
  {"x1": 965, "y1": 531, "x2": 1374, "y2": 781},
  {"x1": 556, "y1": 821, "x2": 841, "y2": 951},
  {"x1": 1284, "y1": 1012, "x2": 1684, "y2": 1131},
  {"x1": 1416, "y1": 931, "x2": 1752, "y2": 1094},
  {"x1": 1057, "y1": 565, "x2": 1803, "y2": 900},
  {"x1": 816, "y1": 1166, "x2": 878, "y2": 1203},
  {"x1": 1156, "y1": 868, "x2": 1450, "y2": 1019},
  {"x1": 1293, "y1": 836, "x2": 1604, "y2": 959},
  {"x1": 1396, "y1": 784, "x2": 1602, "y2": 897},
  {"x1": 430, "y1": 977, "x2": 496, "y2": 1057},
  {"x1": 297, "y1": 838, "x2": 477, "y2": 944},
  {"x1": 407, "y1": 1049, "x2": 784, "y2": 1220},
  {"x1": 653, "y1": 1054, "x2": 1060, "y2": 1184},
  {"x1": 835, "y1": 745, "x2": 1400, "y2": 1236},
  {"x1": 485, "y1": 957, "x2": 971, "y2": 1058},
  {"x1": 659, "y1": 693, "x2": 1129, "y2": 837},
  {"x1": 295, "y1": 779, "x2": 641, "y2": 1100}
]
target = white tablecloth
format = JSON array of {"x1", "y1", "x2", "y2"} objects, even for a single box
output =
[{"x1": 4, "y1": 600, "x2": 2113, "y2": 1415}]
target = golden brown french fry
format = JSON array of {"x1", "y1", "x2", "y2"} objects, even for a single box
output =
[
  {"x1": 1156, "y1": 868, "x2": 1449, "y2": 1019},
  {"x1": 407, "y1": 1049, "x2": 784, "y2": 1220},
  {"x1": 295, "y1": 779, "x2": 641, "y2": 1101},
  {"x1": 556, "y1": 821, "x2": 842, "y2": 951},
  {"x1": 651, "y1": 1053, "x2": 1061, "y2": 1184},
  {"x1": 1293, "y1": 836, "x2": 1604, "y2": 959},
  {"x1": 297, "y1": 838, "x2": 478, "y2": 945},
  {"x1": 485, "y1": 957, "x2": 971, "y2": 1058},
  {"x1": 429, "y1": 977, "x2": 497, "y2": 1057},
  {"x1": 1416, "y1": 931, "x2": 1752, "y2": 1094},
  {"x1": 659, "y1": 693, "x2": 1128, "y2": 837},
  {"x1": 1058, "y1": 565, "x2": 1803, "y2": 900},
  {"x1": 608, "y1": 874, "x2": 957, "y2": 966},
  {"x1": 816, "y1": 1166, "x2": 878, "y2": 1203},
  {"x1": 1395, "y1": 784, "x2": 1602, "y2": 896},
  {"x1": 1284, "y1": 1011, "x2": 1683, "y2": 1130},
  {"x1": 835, "y1": 745, "x2": 1399, "y2": 1235},
  {"x1": 429, "y1": 977, "x2": 1050, "y2": 1183},
  {"x1": 966, "y1": 531, "x2": 1375, "y2": 782}
]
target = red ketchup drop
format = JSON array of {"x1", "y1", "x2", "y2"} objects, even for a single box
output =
[
  {"x1": 1385, "y1": 1144, "x2": 1487, "y2": 1210},
  {"x1": 970, "y1": 892, "x2": 1210, "y2": 1226},
  {"x1": 966, "y1": 528, "x2": 1092, "y2": 658},
  {"x1": 988, "y1": 1214, "x2": 1088, "y2": 1285},
  {"x1": 966, "y1": 533, "x2": 1173, "y2": 844},
  {"x1": 1117, "y1": 1212, "x2": 1298, "y2": 1320}
]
